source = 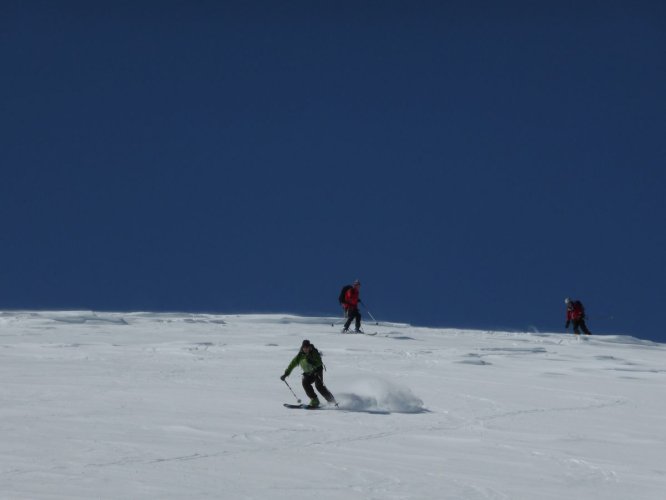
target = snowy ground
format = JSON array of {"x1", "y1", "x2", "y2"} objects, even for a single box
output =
[{"x1": 1, "y1": 311, "x2": 665, "y2": 499}]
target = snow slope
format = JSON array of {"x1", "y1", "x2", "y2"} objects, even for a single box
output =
[{"x1": 1, "y1": 311, "x2": 665, "y2": 499}]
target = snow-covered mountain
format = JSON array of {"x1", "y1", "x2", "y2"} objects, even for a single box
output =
[{"x1": 1, "y1": 311, "x2": 665, "y2": 499}]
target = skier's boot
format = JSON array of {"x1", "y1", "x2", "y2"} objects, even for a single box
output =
[{"x1": 308, "y1": 397, "x2": 320, "y2": 408}]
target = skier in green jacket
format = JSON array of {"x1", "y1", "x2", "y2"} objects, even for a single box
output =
[{"x1": 280, "y1": 340, "x2": 336, "y2": 408}]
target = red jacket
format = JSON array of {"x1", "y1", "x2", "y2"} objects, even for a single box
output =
[
  {"x1": 566, "y1": 301, "x2": 585, "y2": 321},
  {"x1": 344, "y1": 287, "x2": 360, "y2": 309}
]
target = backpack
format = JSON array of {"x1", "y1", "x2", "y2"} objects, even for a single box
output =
[
  {"x1": 338, "y1": 285, "x2": 352, "y2": 305},
  {"x1": 574, "y1": 300, "x2": 586, "y2": 318}
]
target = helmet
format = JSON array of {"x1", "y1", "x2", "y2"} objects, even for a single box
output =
[
  {"x1": 352, "y1": 279, "x2": 361, "y2": 286},
  {"x1": 564, "y1": 297, "x2": 571, "y2": 304},
  {"x1": 301, "y1": 339, "x2": 311, "y2": 348}
]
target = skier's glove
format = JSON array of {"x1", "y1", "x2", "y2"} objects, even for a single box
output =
[
  {"x1": 565, "y1": 321, "x2": 570, "y2": 329},
  {"x1": 280, "y1": 374, "x2": 287, "y2": 381}
]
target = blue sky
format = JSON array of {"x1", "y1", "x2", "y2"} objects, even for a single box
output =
[{"x1": 2, "y1": 1, "x2": 665, "y2": 342}]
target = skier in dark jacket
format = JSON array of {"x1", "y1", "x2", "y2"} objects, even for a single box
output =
[
  {"x1": 342, "y1": 280, "x2": 362, "y2": 333},
  {"x1": 565, "y1": 297, "x2": 592, "y2": 335},
  {"x1": 280, "y1": 340, "x2": 336, "y2": 408}
]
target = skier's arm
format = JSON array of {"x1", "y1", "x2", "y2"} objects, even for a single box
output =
[{"x1": 283, "y1": 353, "x2": 302, "y2": 377}]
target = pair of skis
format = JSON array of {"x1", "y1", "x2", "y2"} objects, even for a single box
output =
[
  {"x1": 283, "y1": 402, "x2": 340, "y2": 410},
  {"x1": 283, "y1": 403, "x2": 322, "y2": 410}
]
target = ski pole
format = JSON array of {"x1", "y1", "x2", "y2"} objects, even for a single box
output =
[
  {"x1": 283, "y1": 379, "x2": 301, "y2": 403},
  {"x1": 331, "y1": 307, "x2": 347, "y2": 327},
  {"x1": 360, "y1": 301, "x2": 379, "y2": 325},
  {"x1": 331, "y1": 316, "x2": 346, "y2": 327}
]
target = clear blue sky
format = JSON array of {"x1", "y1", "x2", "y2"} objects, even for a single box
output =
[{"x1": 2, "y1": 1, "x2": 665, "y2": 341}]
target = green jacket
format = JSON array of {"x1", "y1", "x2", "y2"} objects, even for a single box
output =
[{"x1": 284, "y1": 347, "x2": 324, "y2": 376}]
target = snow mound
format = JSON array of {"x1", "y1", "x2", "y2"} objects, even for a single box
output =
[{"x1": 335, "y1": 377, "x2": 425, "y2": 414}]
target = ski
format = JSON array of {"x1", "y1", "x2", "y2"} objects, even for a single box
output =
[
  {"x1": 341, "y1": 330, "x2": 377, "y2": 336},
  {"x1": 284, "y1": 403, "x2": 320, "y2": 410}
]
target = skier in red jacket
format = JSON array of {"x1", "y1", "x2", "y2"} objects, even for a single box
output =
[
  {"x1": 342, "y1": 280, "x2": 362, "y2": 333},
  {"x1": 565, "y1": 297, "x2": 592, "y2": 335}
]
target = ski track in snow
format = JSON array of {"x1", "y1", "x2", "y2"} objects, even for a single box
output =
[{"x1": 1, "y1": 311, "x2": 665, "y2": 499}]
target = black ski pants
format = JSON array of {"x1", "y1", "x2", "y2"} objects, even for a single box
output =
[
  {"x1": 343, "y1": 306, "x2": 361, "y2": 331},
  {"x1": 572, "y1": 319, "x2": 592, "y2": 335},
  {"x1": 302, "y1": 368, "x2": 334, "y2": 402}
]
